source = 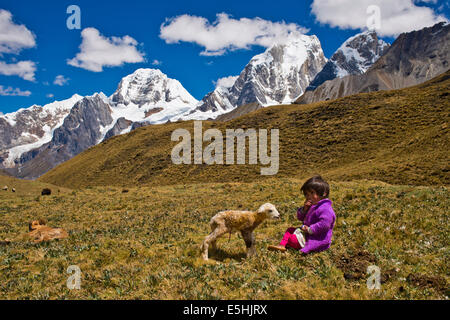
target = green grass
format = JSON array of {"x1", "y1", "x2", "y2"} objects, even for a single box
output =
[
  {"x1": 3, "y1": 69, "x2": 449, "y2": 300},
  {"x1": 0, "y1": 177, "x2": 448, "y2": 299}
]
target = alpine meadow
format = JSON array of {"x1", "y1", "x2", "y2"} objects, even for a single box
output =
[{"x1": 0, "y1": 1, "x2": 449, "y2": 302}]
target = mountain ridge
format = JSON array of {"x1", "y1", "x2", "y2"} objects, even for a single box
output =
[
  {"x1": 39, "y1": 70, "x2": 450, "y2": 189},
  {"x1": 182, "y1": 34, "x2": 327, "y2": 121},
  {"x1": 2, "y1": 23, "x2": 449, "y2": 179},
  {"x1": 296, "y1": 22, "x2": 450, "y2": 104},
  {"x1": 306, "y1": 30, "x2": 390, "y2": 91}
]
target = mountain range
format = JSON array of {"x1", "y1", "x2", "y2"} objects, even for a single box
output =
[
  {"x1": 305, "y1": 30, "x2": 390, "y2": 91},
  {"x1": 39, "y1": 70, "x2": 450, "y2": 188},
  {"x1": 1, "y1": 22, "x2": 449, "y2": 179},
  {"x1": 297, "y1": 22, "x2": 449, "y2": 104}
]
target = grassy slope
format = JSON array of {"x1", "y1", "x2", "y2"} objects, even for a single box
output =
[
  {"x1": 3, "y1": 72, "x2": 448, "y2": 300},
  {"x1": 0, "y1": 178, "x2": 448, "y2": 299},
  {"x1": 0, "y1": 174, "x2": 71, "y2": 200},
  {"x1": 39, "y1": 71, "x2": 450, "y2": 189}
]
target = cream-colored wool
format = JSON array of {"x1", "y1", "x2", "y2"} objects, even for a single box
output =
[{"x1": 201, "y1": 203, "x2": 280, "y2": 260}]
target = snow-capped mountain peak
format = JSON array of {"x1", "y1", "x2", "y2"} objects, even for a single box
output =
[
  {"x1": 111, "y1": 68, "x2": 198, "y2": 107},
  {"x1": 0, "y1": 93, "x2": 83, "y2": 127},
  {"x1": 0, "y1": 94, "x2": 85, "y2": 167},
  {"x1": 332, "y1": 30, "x2": 390, "y2": 77},
  {"x1": 250, "y1": 35, "x2": 324, "y2": 72},
  {"x1": 182, "y1": 34, "x2": 327, "y2": 121},
  {"x1": 306, "y1": 30, "x2": 390, "y2": 90}
]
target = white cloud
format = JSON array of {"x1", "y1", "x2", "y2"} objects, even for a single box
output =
[
  {"x1": 151, "y1": 59, "x2": 162, "y2": 66},
  {"x1": 0, "y1": 85, "x2": 31, "y2": 96},
  {"x1": 0, "y1": 10, "x2": 37, "y2": 81},
  {"x1": 0, "y1": 60, "x2": 36, "y2": 81},
  {"x1": 0, "y1": 9, "x2": 36, "y2": 55},
  {"x1": 46, "y1": 93, "x2": 54, "y2": 98},
  {"x1": 160, "y1": 13, "x2": 309, "y2": 56},
  {"x1": 53, "y1": 75, "x2": 69, "y2": 86},
  {"x1": 311, "y1": 0, "x2": 447, "y2": 37},
  {"x1": 68, "y1": 27, "x2": 145, "y2": 72},
  {"x1": 214, "y1": 75, "x2": 238, "y2": 89}
]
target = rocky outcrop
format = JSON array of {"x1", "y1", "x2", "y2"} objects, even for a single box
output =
[
  {"x1": 12, "y1": 94, "x2": 113, "y2": 179},
  {"x1": 104, "y1": 117, "x2": 133, "y2": 140}
]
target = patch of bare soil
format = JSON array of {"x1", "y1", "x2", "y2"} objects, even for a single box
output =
[
  {"x1": 333, "y1": 250, "x2": 395, "y2": 283},
  {"x1": 406, "y1": 273, "x2": 448, "y2": 293}
]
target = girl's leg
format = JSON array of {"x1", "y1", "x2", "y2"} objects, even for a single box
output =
[
  {"x1": 279, "y1": 227, "x2": 296, "y2": 247},
  {"x1": 286, "y1": 232, "x2": 302, "y2": 250}
]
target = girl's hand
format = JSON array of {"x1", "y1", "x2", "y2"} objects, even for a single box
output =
[
  {"x1": 303, "y1": 199, "x2": 313, "y2": 212},
  {"x1": 301, "y1": 225, "x2": 311, "y2": 234}
]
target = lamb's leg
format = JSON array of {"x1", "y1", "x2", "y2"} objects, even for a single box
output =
[
  {"x1": 241, "y1": 230, "x2": 256, "y2": 258},
  {"x1": 209, "y1": 222, "x2": 218, "y2": 250},
  {"x1": 202, "y1": 225, "x2": 227, "y2": 260}
]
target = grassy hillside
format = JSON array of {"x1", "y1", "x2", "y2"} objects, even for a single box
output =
[
  {"x1": 3, "y1": 72, "x2": 449, "y2": 299},
  {"x1": 39, "y1": 71, "x2": 450, "y2": 189},
  {"x1": 0, "y1": 174, "x2": 71, "y2": 200},
  {"x1": 0, "y1": 178, "x2": 448, "y2": 299}
]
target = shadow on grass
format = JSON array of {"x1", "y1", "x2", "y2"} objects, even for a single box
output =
[{"x1": 208, "y1": 247, "x2": 247, "y2": 262}]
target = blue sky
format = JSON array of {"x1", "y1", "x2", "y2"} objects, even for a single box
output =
[{"x1": 0, "y1": 0, "x2": 448, "y2": 114}]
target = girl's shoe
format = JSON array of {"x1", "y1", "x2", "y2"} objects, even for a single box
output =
[{"x1": 267, "y1": 245, "x2": 287, "y2": 252}]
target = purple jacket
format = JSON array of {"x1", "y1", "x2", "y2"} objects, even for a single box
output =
[{"x1": 297, "y1": 199, "x2": 336, "y2": 254}]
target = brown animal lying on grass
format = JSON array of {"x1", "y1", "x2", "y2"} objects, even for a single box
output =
[
  {"x1": 28, "y1": 219, "x2": 68, "y2": 243},
  {"x1": 201, "y1": 203, "x2": 280, "y2": 261},
  {"x1": 1, "y1": 219, "x2": 69, "y2": 244}
]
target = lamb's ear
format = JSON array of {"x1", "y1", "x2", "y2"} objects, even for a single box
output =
[{"x1": 257, "y1": 203, "x2": 269, "y2": 214}]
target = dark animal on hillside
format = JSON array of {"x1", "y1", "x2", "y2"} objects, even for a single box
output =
[{"x1": 41, "y1": 188, "x2": 52, "y2": 196}]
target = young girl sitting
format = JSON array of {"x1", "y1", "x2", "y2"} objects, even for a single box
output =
[{"x1": 268, "y1": 175, "x2": 336, "y2": 255}]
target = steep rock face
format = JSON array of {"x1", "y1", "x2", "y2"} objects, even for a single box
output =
[
  {"x1": 297, "y1": 22, "x2": 450, "y2": 104},
  {"x1": 104, "y1": 117, "x2": 133, "y2": 140},
  {"x1": 183, "y1": 86, "x2": 234, "y2": 121},
  {"x1": 195, "y1": 87, "x2": 234, "y2": 113},
  {"x1": 0, "y1": 95, "x2": 83, "y2": 168},
  {"x1": 13, "y1": 94, "x2": 113, "y2": 179},
  {"x1": 307, "y1": 30, "x2": 390, "y2": 90},
  {"x1": 233, "y1": 37, "x2": 327, "y2": 105},
  {"x1": 183, "y1": 35, "x2": 327, "y2": 121}
]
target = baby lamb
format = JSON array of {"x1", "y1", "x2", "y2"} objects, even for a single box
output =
[{"x1": 201, "y1": 203, "x2": 280, "y2": 260}]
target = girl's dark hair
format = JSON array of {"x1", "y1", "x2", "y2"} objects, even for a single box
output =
[{"x1": 301, "y1": 175, "x2": 330, "y2": 198}]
